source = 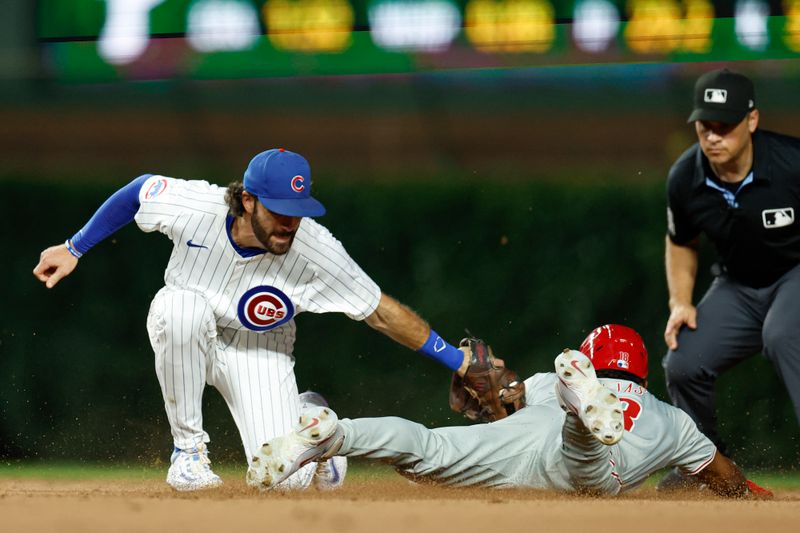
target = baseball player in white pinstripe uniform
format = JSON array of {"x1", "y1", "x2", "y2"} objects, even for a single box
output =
[
  {"x1": 249, "y1": 325, "x2": 772, "y2": 498},
  {"x1": 33, "y1": 148, "x2": 473, "y2": 491}
]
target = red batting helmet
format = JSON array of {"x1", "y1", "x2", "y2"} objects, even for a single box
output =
[{"x1": 579, "y1": 324, "x2": 648, "y2": 380}]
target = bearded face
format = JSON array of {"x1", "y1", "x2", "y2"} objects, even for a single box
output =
[{"x1": 250, "y1": 202, "x2": 300, "y2": 255}]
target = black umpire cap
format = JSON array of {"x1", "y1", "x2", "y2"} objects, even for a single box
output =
[{"x1": 688, "y1": 68, "x2": 756, "y2": 125}]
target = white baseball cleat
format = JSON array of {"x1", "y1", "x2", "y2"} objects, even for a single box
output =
[
  {"x1": 166, "y1": 443, "x2": 223, "y2": 491},
  {"x1": 312, "y1": 454, "x2": 347, "y2": 491},
  {"x1": 554, "y1": 349, "x2": 624, "y2": 445},
  {"x1": 298, "y1": 390, "x2": 330, "y2": 410},
  {"x1": 247, "y1": 405, "x2": 345, "y2": 491},
  {"x1": 299, "y1": 391, "x2": 348, "y2": 490}
]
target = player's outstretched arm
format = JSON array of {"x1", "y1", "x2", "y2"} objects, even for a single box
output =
[
  {"x1": 32, "y1": 174, "x2": 151, "y2": 289},
  {"x1": 33, "y1": 243, "x2": 79, "y2": 289},
  {"x1": 694, "y1": 452, "x2": 769, "y2": 499},
  {"x1": 365, "y1": 293, "x2": 470, "y2": 375}
]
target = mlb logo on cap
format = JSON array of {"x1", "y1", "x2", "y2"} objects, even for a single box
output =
[
  {"x1": 688, "y1": 68, "x2": 755, "y2": 125},
  {"x1": 243, "y1": 148, "x2": 326, "y2": 218},
  {"x1": 704, "y1": 88, "x2": 727, "y2": 104}
]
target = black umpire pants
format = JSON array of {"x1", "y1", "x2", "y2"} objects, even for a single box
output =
[{"x1": 662, "y1": 263, "x2": 800, "y2": 452}]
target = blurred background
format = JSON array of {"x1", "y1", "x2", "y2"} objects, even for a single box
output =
[{"x1": 2, "y1": 0, "x2": 799, "y2": 470}]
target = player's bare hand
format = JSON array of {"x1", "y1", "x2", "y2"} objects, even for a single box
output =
[
  {"x1": 664, "y1": 303, "x2": 697, "y2": 351},
  {"x1": 456, "y1": 346, "x2": 504, "y2": 376},
  {"x1": 33, "y1": 244, "x2": 78, "y2": 289}
]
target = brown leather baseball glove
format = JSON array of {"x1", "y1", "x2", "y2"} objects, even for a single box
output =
[{"x1": 449, "y1": 337, "x2": 526, "y2": 423}]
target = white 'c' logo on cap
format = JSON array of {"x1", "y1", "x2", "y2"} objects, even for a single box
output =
[
  {"x1": 704, "y1": 88, "x2": 727, "y2": 104},
  {"x1": 291, "y1": 175, "x2": 305, "y2": 193}
]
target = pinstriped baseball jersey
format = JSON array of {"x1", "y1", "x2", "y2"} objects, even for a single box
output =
[
  {"x1": 135, "y1": 175, "x2": 381, "y2": 329},
  {"x1": 135, "y1": 174, "x2": 381, "y2": 463},
  {"x1": 523, "y1": 373, "x2": 716, "y2": 491}
]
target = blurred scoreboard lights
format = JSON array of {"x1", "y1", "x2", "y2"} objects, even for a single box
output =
[
  {"x1": 266, "y1": 0, "x2": 354, "y2": 52},
  {"x1": 370, "y1": 0, "x2": 461, "y2": 51},
  {"x1": 37, "y1": 0, "x2": 800, "y2": 77}
]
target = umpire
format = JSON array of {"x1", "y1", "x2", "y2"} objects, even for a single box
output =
[{"x1": 662, "y1": 68, "x2": 800, "y2": 453}]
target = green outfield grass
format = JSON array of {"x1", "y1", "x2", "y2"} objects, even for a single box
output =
[
  {"x1": 0, "y1": 460, "x2": 396, "y2": 482},
  {"x1": 745, "y1": 472, "x2": 800, "y2": 490},
  {"x1": 1, "y1": 462, "x2": 798, "y2": 490}
]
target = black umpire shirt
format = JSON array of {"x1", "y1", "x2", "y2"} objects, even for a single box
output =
[{"x1": 667, "y1": 129, "x2": 800, "y2": 288}]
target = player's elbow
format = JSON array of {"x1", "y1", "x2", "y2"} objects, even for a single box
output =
[
  {"x1": 364, "y1": 305, "x2": 390, "y2": 332},
  {"x1": 364, "y1": 293, "x2": 403, "y2": 332}
]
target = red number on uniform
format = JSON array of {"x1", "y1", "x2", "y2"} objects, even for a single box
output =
[{"x1": 620, "y1": 397, "x2": 642, "y2": 432}]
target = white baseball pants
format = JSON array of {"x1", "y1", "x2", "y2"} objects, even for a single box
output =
[{"x1": 146, "y1": 287, "x2": 314, "y2": 488}]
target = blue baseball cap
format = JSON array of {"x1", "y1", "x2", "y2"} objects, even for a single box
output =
[{"x1": 243, "y1": 148, "x2": 326, "y2": 217}]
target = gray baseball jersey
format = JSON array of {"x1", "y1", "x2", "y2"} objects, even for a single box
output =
[
  {"x1": 524, "y1": 373, "x2": 716, "y2": 491},
  {"x1": 135, "y1": 175, "x2": 381, "y2": 470},
  {"x1": 336, "y1": 372, "x2": 716, "y2": 493}
]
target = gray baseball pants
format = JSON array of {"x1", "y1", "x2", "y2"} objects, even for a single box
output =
[
  {"x1": 337, "y1": 406, "x2": 619, "y2": 494},
  {"x1": 663, "y1": 263, "x2": 800, "y2": 452}
]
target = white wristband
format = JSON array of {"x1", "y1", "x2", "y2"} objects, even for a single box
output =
[{"x1": 64, "y1": 239, "x2": 83, "y2": 259}]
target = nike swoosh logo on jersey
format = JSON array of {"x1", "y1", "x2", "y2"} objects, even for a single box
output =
[{"x1": 187, "y1": 240, "x2": 208, "y2": 249}]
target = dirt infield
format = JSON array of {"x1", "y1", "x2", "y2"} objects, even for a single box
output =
[{"x1": 2, "y1": 476, "x2": 799, "y2": 533}]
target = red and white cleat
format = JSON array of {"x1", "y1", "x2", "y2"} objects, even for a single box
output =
[
  {"x1": 247, "y1": 405, "x2": 345, "y2": 491},
  {"x1": 554, "y1": 349, "x2": 624, "y2": 445}
]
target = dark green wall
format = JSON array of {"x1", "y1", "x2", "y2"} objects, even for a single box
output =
[{"x1": 2, "y1": 177, "x2": 797, "y2": 469}]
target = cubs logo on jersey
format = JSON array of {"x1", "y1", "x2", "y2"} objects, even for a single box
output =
[
  {"x1": 237, "y1": 285, "x2": 295, "y2": 331},
  {"x1": 144, "y1": 177, "x2": 168, "y2": 200}
]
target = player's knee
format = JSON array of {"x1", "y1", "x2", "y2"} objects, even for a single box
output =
[
  {"x1": 762, "y1": 324, "x2": 798, "y2": 360},
  {"x1": 151, "y1": 289, "x2": 216, "y2": 334},
  {"x1": 562, "y1": 454, "x2": 620, "y2": 496},
  {"x1": 664, "y1": 350, "x2": 703, "y2": 387}
]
